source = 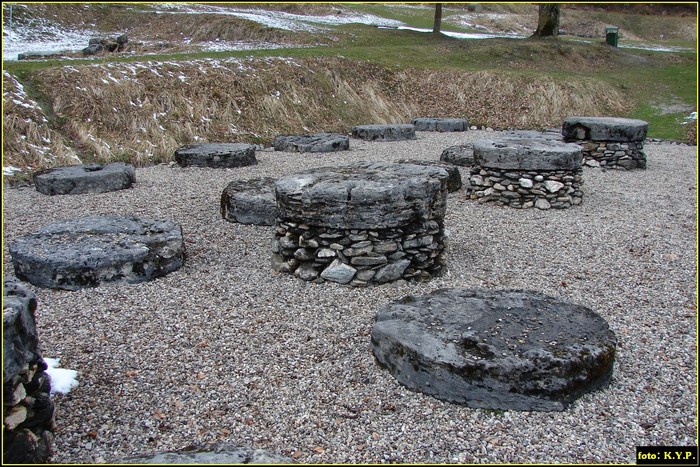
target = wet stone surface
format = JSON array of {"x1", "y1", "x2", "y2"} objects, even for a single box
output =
[
  {"x1": 371, "y1": 288, "x2": 617, "y2": 412},
  {"x1": 9, "y1": 216, "x2": 185, "y2": 290},
  {"x1": 221, "y1": 177, "x2": 278, "y2": 226},
  {"x1": 33, "y1": 162, "x2": 135, "y2": 195},
  {"x1": 174, "y1": 143, "x2": 257, "y2": 168}
]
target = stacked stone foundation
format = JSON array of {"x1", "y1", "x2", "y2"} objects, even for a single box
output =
[
  {"x1": 467, "y1": 167, "x2": 583, "y2": 209},
  {"x1": 3, "y1": 279, "x2": 56, "y2": 463},
  {"x1": 272, "y1": 221, "x2": 447, "y2": 286},
  {"x1": 579, "y1": 141, "x2": 646, "y2": 170}
]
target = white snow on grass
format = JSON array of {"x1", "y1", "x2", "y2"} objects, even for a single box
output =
[
  {"x1": 44, "y1": 358, "x2": 79, "y2": 396},
  {"x1": 383, "y1": 25, "x2": 524, "y2": 40},
  {"x1": 3, "y1": 11, "x2": 101, "y2": 61},
  {"x1": 3, "y1": 165, "x2": 25, "y2": 176},
  {"x1": 154, "y1": 3, "x2": 404, "y2": 32}
]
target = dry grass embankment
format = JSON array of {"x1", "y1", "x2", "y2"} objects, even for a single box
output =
[{"x1": 3, "y1": 56, "x2": 632, "y2": 172}]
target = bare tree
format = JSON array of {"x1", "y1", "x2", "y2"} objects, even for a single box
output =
[
  {"x1": 531, "y1": 3, "x2": 560, "y2": 38},
  {"x1": 433, "y1": 3, "x2": 443, "y2": 34}
]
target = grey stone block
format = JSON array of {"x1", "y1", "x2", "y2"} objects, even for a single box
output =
[
  {"x1": 175, "y1": 143, "x2": 257, "y2": 168},
  {"x1": 33, "y1": 163, "x2": 135, "y2": 196},
  {"x1": 351, "y1": 124, "x2": 416, "y2": 141},
  {"x1": 562, "y1": 116, "x2": 648, "y2": 142},
  {"x1": 221, "y1": 177, "x2": 277, "y2": 226},
  {"x1": 412, "y1": 118, "x2": 469, "y2": 132},
  {"x1": 274, "y1": 161, "x2": 448, "y2": 230},
  {"x1": 273, "y1": 133, "x2": 349, "y2": 153},
  {"x1": 371, "y1": 288, "x2": 617, "y2": 411},
  {"x1": 9, "y1": 216, "x2": 185, "y2": 290},
  {"x1": 473, "y1": 137, "x2": 583, "y2": 171}
]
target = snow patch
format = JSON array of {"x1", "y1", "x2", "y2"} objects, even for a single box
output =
[{"x1": 44, "y1": 358, "x2": 79, "y2": 396}]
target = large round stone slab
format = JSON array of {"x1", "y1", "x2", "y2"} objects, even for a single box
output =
[
  {"x1": 221, "y1": 177, "x2": 277, "y2": 226},
  {"x1": 274, "y1": 161, "x2": 448, "y2": 230},
  {"x1": 33, "y1": 162, "x2": 135, "y2": 195},
  {"x1": 562, "y1": 116, "x2": 648, "y2": 142},
  {"x1": 371, "y1": 288, "x2": 617, "y2": 412},
  {"x1": 174, "y1": 143, "x2": 257, "y2": 168},
  {"x1": 473, "y1": 137, "x2": 583, "y2": 171},
  {"x1": 9, "y1": 216, "x2": 185, "y2": 290},
  {"x1": 412, "y1": 118, "x2": 468, "y2": 132},
  {"x1": 351, "y1": 124, "x2": 416, "y2": 141},
  {"x1": 273, "y1": 133, "x2": 350, "y2": 153}
]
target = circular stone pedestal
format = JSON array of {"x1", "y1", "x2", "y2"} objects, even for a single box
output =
[
  {"x1": 273, "y1": 133, "x2": 350, "y2": 153},
  {"x1": 221, "y1": 177, "x2": 277, "y2": 226},
  {"x1": 174, "y1": 143, "x2": 257, "y2": 168},
  {"x1": 562, "y1": 116, "x2": 648, "y2": 170},
  {"x1": 371, "y1": 288, "x2": 617, "y2": 412},
  {"x1": 9, "y1": 216, "x2": 185, "y2": 290},
  {"x1": 412, "y1": 118, "x2": 468, "y2": 132},
  {"x1": 468, "y1": 137, "x2": 584, "y2": 209},
  {"x1": 33, "y1": 162, "x2": 135, "y2": 195},
  {"x1": 351, "y1": 124, "x2": 416, "y2": 141},
  {"x1": 272, "y1": 161, "x2": 449, "y2": 286}
]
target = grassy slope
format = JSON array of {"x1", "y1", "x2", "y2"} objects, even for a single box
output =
[{"x1": 2, "y1": 3, "x2": 696, "y2": 174}]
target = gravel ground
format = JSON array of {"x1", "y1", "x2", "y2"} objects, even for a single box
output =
[{"x1": 3, "y1": 131, "x2": 697, "y2": 464}]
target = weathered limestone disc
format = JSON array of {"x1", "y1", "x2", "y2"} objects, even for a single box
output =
[
  {"x1": 396, "y1": 159, "x2": 462, "y2": 193},
  {"x1": 174, "y1": 143, "x2": 257, "y2": 168},
  {"x1": 33, "y1": 162, "x2": 135, "y2": 195},
  {"x1": 351, "y1": 124, "x2": 416, "y2": 141},
  {"x1": 473, "y1": 137, "x2": 583, "y2": 171},
  {"x1": 9, "y1": 216, "x2": 185, "y2": 290},
  {"x1": 274, "y1": 161, "x2": 448, "y2": 230},
  {"x1": 371, "y1": 288, "x2": 617, "y2": 412},
  {"x1": 220, "y1": 177, "x2": 277, "y2": 226},
  {"x1": 562, "y1": 116, "x2": 648, "y2": 142},
  {"x1": 272, "y1": 133, "x2": 350, "y2": 153},
  {"x1": 412, "y1": 118, "x2": 468, "y2": 132}
]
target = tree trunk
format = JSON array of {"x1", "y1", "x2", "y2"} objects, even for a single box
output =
[
  {"x1": 433, "y1": 3, "x2": 443, "y2": 34},
  {"x1": 531, "y1": 4, "x2": 560, "y2": 38}
]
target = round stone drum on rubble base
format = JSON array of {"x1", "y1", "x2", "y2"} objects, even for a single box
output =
[
  {"x1": 272, "y1": 133, "x2": 350, "y2": 153},
  {"x1": 174, "y1": 143, "x2": 257, "y2": 168},
  {"x1": 412, "y1": 118, "x2": 469, "y2": 132},
  {"x1": 351, "y1": 124, "x2": 416, "y2": 141},
  {"x1": 562, "y1": 116, "x2": 648, "y2": 170},
  {"x1": 371, "y1": 288, "x2": 617, "y2": 412},
  {"x1": 33, "y1": 162, "x2": 135, "y2": 195},
  {"x1": 272, "y1": 161, "x2": 449, "y2": 286},
  {"x1": 468, "y1": 137, "x2": 584, "y2": 209},
  {"x1": 9, "y1": 215, "x2": 185, "y2": 290},
  {"x1": 221, "y1": 177, "x2": 277, "y2": 226}
]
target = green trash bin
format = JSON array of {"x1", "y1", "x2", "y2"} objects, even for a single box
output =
[{"x1": 605, "y1": 27, "x2": 619, "y2": 47}]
